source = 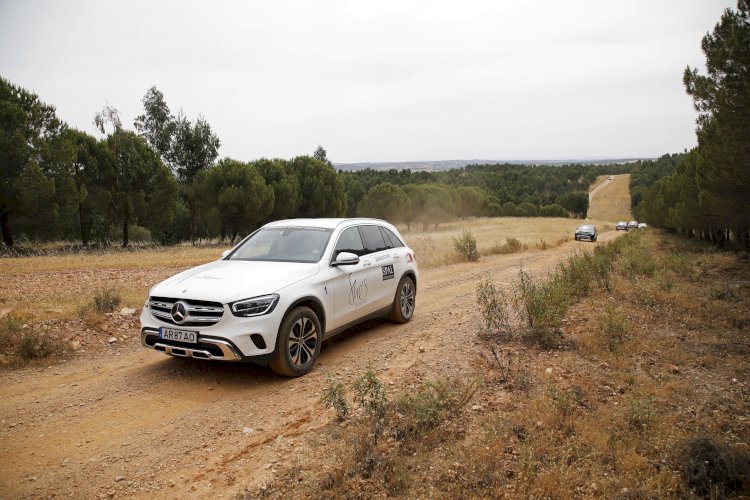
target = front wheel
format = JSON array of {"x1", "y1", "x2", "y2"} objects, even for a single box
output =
[
  {"x1": 390, "y1": 276, "x2": 416, "y2": 323},
  {"x1": 269, "y1": 306, "x2": 322, "y2": 377}
]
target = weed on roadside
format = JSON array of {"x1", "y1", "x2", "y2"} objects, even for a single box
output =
[
  {"x1": 321, "y1": 375, "x2": 349, "y2": 421},
  {"x1": 476, "y1": 275, "x2": 513, "y2": 340},
  {"x1": 453, "y1": 229, "x2": 480, "y2": 262},
  {"x1": 488, "y1": 237, "x2": 527, "y2": 255},
  {"x1": 598, "y1": 304, "x2": 628, "y2": 352},
  {"x1": 353, "y1": 370, "x2": 388, "y2": 419}
]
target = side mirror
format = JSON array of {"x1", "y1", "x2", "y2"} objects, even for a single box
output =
[
  {"x1": 221, "y1": 250, "x2": 231, "y2": 259},
  {"x1": 332, "y1": 252, "x2": 359, "y2": 266}
]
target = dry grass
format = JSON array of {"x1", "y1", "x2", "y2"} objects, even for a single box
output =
[
  {"x1": 400, "y1": 217, "x2": 584, "y2": 268},
  {"x1": 588, "y1": 174, "x2": 633, "y2": 223},
  {"x1": 245, "y1": 232, "x2": 750, "y2": 499}
]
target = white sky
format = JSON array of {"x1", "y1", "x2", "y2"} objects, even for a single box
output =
[{"x1": 0, "y1": 0, "x2": 734, "y2": 163}]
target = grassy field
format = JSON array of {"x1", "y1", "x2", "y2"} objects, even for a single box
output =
[
  {"x1": 588, "y1": 174, "x2": 633, "y2": 223},
  {"x1": 0, "y1": 217, "x2": 605, "y2": 322}
]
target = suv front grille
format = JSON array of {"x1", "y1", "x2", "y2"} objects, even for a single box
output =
[{"x1": 149, "y1": 296, "x2": 224, "y2": 327}]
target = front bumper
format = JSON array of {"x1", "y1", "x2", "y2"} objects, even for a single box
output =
[
  {"x1": 575, "y1": 234, "x2": 596, "y2": 241},
  {"x1": 139, "y1": 304, "x2": 284, "y2": 360}
]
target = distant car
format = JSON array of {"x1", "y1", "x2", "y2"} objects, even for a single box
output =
[
  {"x1": 627, "y1": 221, "x2": 638, "y2": 230},
  {"x1": 616, "y1": 221, "x2": 627, "y2": 231},
  {"x1": 608, "y1": 176, "x2": 613, "y2": 180},
  {"x1": 575, "y1": 225, "x2": 598, "y2": 242},
  {"x1": 637, "y1": 223, "x2": 648, "y2": 229}
]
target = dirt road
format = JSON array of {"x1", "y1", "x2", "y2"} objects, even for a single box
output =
[{"x1": 0, "y1": 230, "x2": 621, "y2": 499}]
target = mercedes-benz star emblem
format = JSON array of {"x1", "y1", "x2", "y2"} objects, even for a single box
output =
[{"x1": 171, "y1": 301, "x2": 189, "y2": 324}]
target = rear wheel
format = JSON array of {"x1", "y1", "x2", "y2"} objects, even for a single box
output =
[
  {"x1": 269, "y1": 306, "x2": 321, "y2": 377},
  {"x1": 390, "y1": 276, "x2": 416, "y2": 323}
]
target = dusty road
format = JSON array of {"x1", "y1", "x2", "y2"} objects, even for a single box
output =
[{"x1": 0, "y1": 231, "x2": 621, "y2": 499}]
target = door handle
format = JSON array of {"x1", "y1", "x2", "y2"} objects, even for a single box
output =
[{"x1": 363, "y1": 262, "x2": 372, "y2": 267}]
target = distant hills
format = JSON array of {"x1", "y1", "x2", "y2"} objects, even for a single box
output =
[{"x1": 334, "y1": 158, "x2": 650, "y2": 172}]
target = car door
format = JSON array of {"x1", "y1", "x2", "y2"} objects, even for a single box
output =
[
  {"x1": 358, "y1": 224, "x2": 397, "y2": 311},
  {"x1": 328, "y1": 226, "x2": 381, "y2": 330}
]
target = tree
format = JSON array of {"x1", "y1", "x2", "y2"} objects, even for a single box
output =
[
  {"x1": 456, "y1": 186, "x2": 489, "y2": 218},
  {"x1": 357, "y1": 182, "x2": 410, "y2": 223},
  {"x1": 134, "y1": 86, "x2": 175, "y2": 158},
  {"x1": 684, "y1": 0, "x2": 750, "y2": 247},
  {"x1": 254, "y1": 158, "x2": 300, "y2": 221},
  {"x1": 289, "y1": 156, "x2": 346, "y2": 218},
  {"x1": 193, "y1": 159, "x2": 274, "y2": 242},
  {"x1": 313, "y1": 145, "x2": 332, "y2": 166},
  {"x1": 0, "y1": 77, "x2": 63, "y2": 247}
]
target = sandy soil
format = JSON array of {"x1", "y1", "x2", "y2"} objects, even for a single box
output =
[{"x1": 0, "y1": 228, "x2": 622, "y2": 499}]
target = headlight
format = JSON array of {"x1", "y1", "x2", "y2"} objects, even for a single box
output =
[{"x1": 229, "y1": 294, "x2": 279, "y2": 317}]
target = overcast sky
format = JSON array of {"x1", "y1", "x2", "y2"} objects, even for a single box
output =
[{"x1": 0, "y1": 0, "x2": 734, "y2": 163}]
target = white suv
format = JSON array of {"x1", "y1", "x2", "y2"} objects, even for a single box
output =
[{"x1": 140, "y1": 218, "x2": 418, "y2": 376}]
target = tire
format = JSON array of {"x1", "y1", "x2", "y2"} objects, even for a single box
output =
[
  {"x1": 269, "y1": 306, "x2": 322, "y2": 377},
  {"x1": 390, "y1": 275, "x2": 416, "y2": 323},
  {"x1": 592, "y1": 235, "x2": 597, "y2": 242}
]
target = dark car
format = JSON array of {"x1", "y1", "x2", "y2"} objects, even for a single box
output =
[{"x1": 575, "y1": 225, "x2": 598, "y2": 242}]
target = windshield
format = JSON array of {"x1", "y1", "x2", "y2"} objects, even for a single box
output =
[{"x1": 228, "y1": 226, "x2": 333, "y2": 263}]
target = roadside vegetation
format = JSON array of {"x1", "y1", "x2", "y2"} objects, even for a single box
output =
[{"x1": 243, "y1": 231, "x2": 750, "y2": 498}]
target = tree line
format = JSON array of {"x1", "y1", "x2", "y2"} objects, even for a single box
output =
[
  {"x1": 4, "y1": 78, "x2": 648, "y2": 250},
  {"x1": 634, "y1": 1, "x2": 749, "y2": 249}
]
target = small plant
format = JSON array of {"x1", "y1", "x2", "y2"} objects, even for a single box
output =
[
  {"x1": 398, "y1": 379, "x2": 455, "y2": 433},
  {"x1": 597, "y1": 304, "x2": 628, "y2": 352},
  {"x1": 453, "y1": 229, "x2": 479, "y2": 262},
  {"x1": 513, "y1": 269, "x2": 568, "y2": 346},
  {"x1": 626, "y1": 395, "x2": 654, "y2": 433},
  {"x1": 476, "y1": 275, "x2": 513, "y2": 340},
  {"x1": 352, "y1": 370, "x2": 388, "y2": 418},
  {"x1": 92, "y1": 288, "x2": 122, "y2": 313},
  {"x1": 16, "y1": 330, "x2": 61, "y2": 361},
  {"x1": 489, "y1": 237, "x2": 526, "y2": 255},
  {"x1": 0, "y1": 313, "x2": 24, "y2": 349},
  {"x1": 321, "y1": 375, "x2": 349, "y2": 421}
]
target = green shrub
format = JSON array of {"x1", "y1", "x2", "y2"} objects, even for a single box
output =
[
  {"x1": 627, "y1": 396, "x2": 654, "y2": 433},
  {"x1": 514, "y1": 270, "x2": 569, "y2": 346},
  {"x1": 353, "y1": 370, "x2": 388, "y2": 418},
  {"x1": 398, "y1": 379, "x2": 456, "y2": 433},
  {"x1": 453, "y1": 229, "x2": 479, "y2": 262},
  {"x1": 321, "y1": 375, "x2": 349, "y2": 421},
  {"x1": 476, "y1": 275, "x2": 513, "y2": 340}
]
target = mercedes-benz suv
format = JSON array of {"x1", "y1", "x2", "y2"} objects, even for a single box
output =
[{"x1": 140, "y1": 218, "x2": 418, "y2": 376}]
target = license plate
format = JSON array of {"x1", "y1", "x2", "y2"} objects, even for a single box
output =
[{"x1": 159, "y1": 327, "x2": 198, "y2": 344}]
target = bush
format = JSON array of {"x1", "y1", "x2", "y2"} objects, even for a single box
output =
[
  {"x1": 92, "y1": 288, "x2": 122, "y2": 314},
  {"x1": 676, "y1": 436, "x2": 750, "y2": 497},
  {"x1": 514, "y1": 270, "x2": 569, "y2": 346},
  {"x1": 353, "y1": 370, "x2": 388, "y2": 418},
  {"x1": 626, "y1": 396, "x2": 654, "y2": 433},
  {"x1": 321, "y1": 375, "x2": 349, "y2": 421},
  {"x1": 476, "y1": 275, "x2": 513, "y2": 340},
  {"x1": 398, "y1": 380, "x2": 456, "y2": 433},
  {"x1": 0, "y1": 313, "x2": 24, "y2": 351},
  {"x1": 16, "y1": 330, "x2": 62, "y2": 361},
  {"x1": 488, "y1": 237, "x2": 526, "y2": 255},
  {"x1": 453, "y1": 229, "x2": 479, "y2": 262},
  {"x1": 598, "y1": 304, "x2": 628, "y2": 352}
]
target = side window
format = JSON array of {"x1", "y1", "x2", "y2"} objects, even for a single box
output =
[
  {"x1": 380, "y1": 227, "x2": 404, "y2": 248},
  {"x1": 333, "y1": 227, "x2": 365, "y2": 258},
  {"x1": 359, "y1": 225, "x2": 388, "y2": 255}
]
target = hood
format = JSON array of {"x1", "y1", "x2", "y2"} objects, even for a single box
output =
[{"x1": 150, "y1": 259, "x2": 320, "y2": 304}]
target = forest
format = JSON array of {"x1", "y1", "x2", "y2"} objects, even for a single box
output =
[{"x1": 633, "y1": 2, "x2": 749, "y2": 249}]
